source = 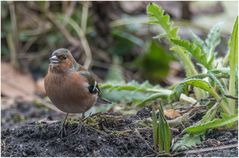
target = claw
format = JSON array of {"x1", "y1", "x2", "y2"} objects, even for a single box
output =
[
  {"x1": 58, "y1": 125, "x2": 67, "y2": 138},
  {"x1": 58, "y1": 113, "x2": 69, "y2": 138},
  {"x1": 71, "y1": 124, "x2": 83, "y2": 135}
]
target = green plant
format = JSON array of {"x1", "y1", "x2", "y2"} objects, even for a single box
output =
[
  {"x1": 146, "y1": 3, "x2": 238, "y2": 114},
  {"x1": 228, "y1": 17, "x2": 238, "y2": 114},
  {"x1": 152, "y1": 104, "x2": 171, "y2": 153},
  {"x1": 99, "y1": 2, "x2": 238, "y2": 154}
]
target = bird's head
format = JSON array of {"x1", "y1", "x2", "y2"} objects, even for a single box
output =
[{"x1": 49, "y1": 48, "x2": 79, "y2": 73}]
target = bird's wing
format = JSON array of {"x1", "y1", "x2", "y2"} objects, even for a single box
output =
[{"x1": 79, "y1": 71, "x2": 100, "y2": 94}]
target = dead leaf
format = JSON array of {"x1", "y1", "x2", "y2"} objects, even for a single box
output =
[
  {"x1": 164, "y1": 109, "x2": 181, "y2": 119},
  {"x1": 1, "y1": 62, "x2": 36, "y2": 107}
]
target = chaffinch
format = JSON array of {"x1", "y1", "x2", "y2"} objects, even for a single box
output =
[{"x1": 44, "y1": 48, "x2": 100, "y2": 137}]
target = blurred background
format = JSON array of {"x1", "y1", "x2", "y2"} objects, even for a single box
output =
[{"x1": 1, "y1": 1, "x2": 238, "y2": 110}]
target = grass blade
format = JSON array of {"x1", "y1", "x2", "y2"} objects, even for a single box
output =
[{"x1": 228, "y1": 17, "x2": 238, "y2": 115}]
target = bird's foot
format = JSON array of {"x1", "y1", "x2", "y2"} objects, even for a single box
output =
[
  {"x1": 58, "y1": 125, "x2": 67, "y2": 138},
  {"x1": 71, "y1": 123, "x2": 83, "y2": 135}
]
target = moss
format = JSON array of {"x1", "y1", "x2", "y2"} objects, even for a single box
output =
[
  {"x1": 67, "y1": 118, "x2": 80, "y2": 125},
  {"x1": 133, "y1": 118, "x2": 152, "y2": 128},
  {"x1": 84, "y1": 115, "x2": 102, "y2": 130},
  {"x1": 13, "y1": 114, "x2": 25, "y2": 123},
  {"x1": 33, "y1": 100, "x2": 50, "y2": 112},
  {"x1": 36, "y1": 122, "x2": 47, "y2": 133}
]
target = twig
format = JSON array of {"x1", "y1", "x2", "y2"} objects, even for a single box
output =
[
  {"x1": 62, "y1": 1, "x2": 76, "y2": 26},
  {"x1": 46, "y1": 11, "x2": 80, "y2": 46},
  {"x1": 46, "y1": 8, "x2": 92, "y2": 69},
  {"x1": 65, "y1": 17, "x2": 92, "y2": 69},
  {"x1": 81, "y1": 2, "x2": 89, "y2": 33},
  {"x1": 8, "y1": 1, "x2": 19, "y2": 69},
  {"x1": 167, "y1": 103, "x2": 204, "y2": 128},
  {"x1": 21, "y1": 37, "x2": 38, "y2": 53},
  {"x1": 224, "y1": 94, "x2": 238, "y2": 100},
  {"x1": 185, "y1": 144, "x2": 238, "y2": 154}
]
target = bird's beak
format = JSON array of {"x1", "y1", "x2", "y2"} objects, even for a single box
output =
[{"x1": 49, "y1": 55, "x2": 60, "y2": 64}]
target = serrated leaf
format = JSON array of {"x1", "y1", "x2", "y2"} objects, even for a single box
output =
[
  {"x1": 173, "y1": 78, "x2": 220, "y2": 100},
  {"x1": 99, "y1": 80, "x2": 167, "y2": 103},
  {"x1": 192, "y1": 32, "x2": 205, "y2": 48},
  {"x1": 171, "y1": 39, "x2": 212, "y2": 69},
  {"x1": 172, "y1": 134, "x2": 202, "y2": 151},
  {"x1": 185, "y1": 115, "x2": 238, "y2": 134},
  {"x1": 200, "y1": 100, "x2": 220, "y2": 123},
  {"x1": 208, "y1": 71, "x2": 226, "y2": 95},
  {"x1": 205, "y1": 22, "x2": 223, "y2": 59},
  {"x1": 147, "y1": 3, "x2": 179, "y2": 39}
]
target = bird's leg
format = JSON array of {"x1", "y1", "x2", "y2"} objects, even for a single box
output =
[
  {"x1": 58, "y1": 113, "x2": 69, "y2": 138},
  {"x1": 72, "y1": 112, "x2": 85, "y2": 135}
]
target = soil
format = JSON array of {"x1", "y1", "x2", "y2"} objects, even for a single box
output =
[{"x1": 1, "y1": 102, "x2": 238, "y2": 157}]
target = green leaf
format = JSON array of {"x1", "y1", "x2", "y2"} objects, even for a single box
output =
[
  {"x1": 174, "y1": 78, "x2": 220, "y2": 100},
  {"x1": 205, "y1": 22, "x2": 223, "y2": 63},
  {"x1": 158, "y1": 104, "x2": 171, "y2": 153},
  {"x1": 147, "y1": 3, "x2": 179, "y2": 39},
  {"x1": 147, "y1": 3, "x2": 206, "y2": 99},
  {"x1": 137, "y1": 41, "x2": 172, "y2": 80},
  {"x1": 208, "y1": 71, "x2": 226, "y2": 95},
  {"x1": 152, "y1": 104, "x2": 171, "y2": 153},
  {"x1": 185, "y1": 115, "x2": 238, "y2": 134},
  {"x1": 228, "y1": 16, "x2": 238, "y2": 114},
  {"x1": 137, "y1": 93, "x2": 171, "y2": 107},
  {"x1": 84, "y1": 103, "x2": 115, "y2": 118},
  {"x1": 200, "y1": 100, "x2": 221, "y2": 123},
  {"x1": 192, "y1": 32, "x2": 204, "y2": 49},
  {"x1": 171, "y1": 39, "x2": 212, "y2": 69},
  {"x1": 99, "y1": 80, "x2": 167, "y2": 103},
  {"x1": 172, "y1": 134, "x2": 202, "y2": 151}
]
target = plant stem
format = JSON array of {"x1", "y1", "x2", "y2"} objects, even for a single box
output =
[{"x1": 171, "y1": 46, "x2": 206, "y2": 100}]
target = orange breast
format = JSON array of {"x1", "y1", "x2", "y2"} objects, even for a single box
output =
[{"x1": 44, "y1": 72, "x2": 98, "y2": 113}]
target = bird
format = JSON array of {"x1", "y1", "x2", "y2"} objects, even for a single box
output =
[{"x1": 44, "y1": 48, "x2": 100, "y2": 137}]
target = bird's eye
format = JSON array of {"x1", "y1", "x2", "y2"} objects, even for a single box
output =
[{"x1": 59, "y1": 55, "x2": 67, "y2": 60}]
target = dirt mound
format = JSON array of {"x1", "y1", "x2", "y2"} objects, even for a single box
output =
[{"x1": 1, "y1": 102, "x2": 238, "y2": 157}]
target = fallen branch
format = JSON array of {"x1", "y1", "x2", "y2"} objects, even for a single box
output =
[{"x1": 185, "y1": 143, "x2": 238, "y2": 154}]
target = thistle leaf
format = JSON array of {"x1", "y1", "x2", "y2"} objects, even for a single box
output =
[
  {"x1": 173, "y1": 78, "x2": 220, "y2": 100},
  {"x1": 185, "y1": 115, "x2": 238, "y2": 134},
  {"x1": 147, "y1": 3, "x2": 179, "y2": 39},
  {"x1": 172, "y1": 134, "x2": 202, "y2": 151},
  {"x1": 205, "y1": 22, "x2": 223, "y2": 56},
  {"x1": 208, "y1": 71, "x2": 226, "y2": 95},
  {"x1": 99, "y1": 81, "x2": 167, "y2": 103},
  {"x1": 137, "y1": 93, "x2": 171, "y2": 107},
  {"x1": 192, "y1": 32, "x2": 204, "y2": 49},
  {"x1": 171, "y1": 39, "x2": 212, "y2": 69}
]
